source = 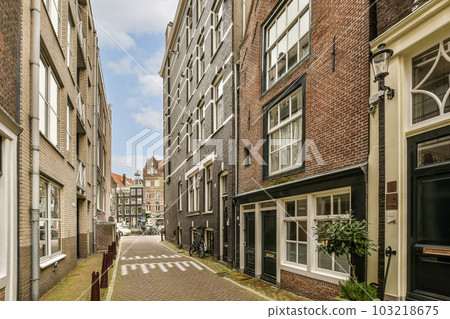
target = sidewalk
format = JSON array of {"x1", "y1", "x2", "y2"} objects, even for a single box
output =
[
  {"x1": 161, "y1": 240, "x2": 309, "y2": 301},
  {"x1": 40, "y1": 253, "x2": 114, "y2": 301}
]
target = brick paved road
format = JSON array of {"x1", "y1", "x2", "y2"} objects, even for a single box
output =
[{"x1": 110, "y1": 236, "x2": 265, "y2": 301}]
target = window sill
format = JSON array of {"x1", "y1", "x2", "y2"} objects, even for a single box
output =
[
  {"x1": 202, "y1": 211, "x2": 213, "y2": 215},
  {"x1": 280, "y1": 262, "x2": 349, "y2": 285},
  {"x1": 40, "y1": 254, "x2": 66, "y2": 269},
  {"x1": 186, "y1": 211, "x2": 200, "y2": 217},
  {"x1": 264, "y1": 164, "x2": 304, "y2": 182}
]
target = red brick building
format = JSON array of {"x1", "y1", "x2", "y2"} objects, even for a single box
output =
[
  {"x1": 143, "y1": 157, "x2": 164, "y2": 228},
  {"x1": 235, "y1": 0, "x2": 371, "y2": 300}
]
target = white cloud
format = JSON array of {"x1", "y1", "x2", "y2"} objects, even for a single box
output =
[
  {"x1": 137, "y1": 73, "x2": 163, "y2": 97},
  {"x1": 131, "y1": 106, "x2": 163, "y2": 132},
  {"x1": 91, "y1": 0, "x2": 178, "y2": 50}
]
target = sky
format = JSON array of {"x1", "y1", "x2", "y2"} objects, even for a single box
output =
[{"x1": 90, "y1": 0, "x2": 178, "y2": 177}]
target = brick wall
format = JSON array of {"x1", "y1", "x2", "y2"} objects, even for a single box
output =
[
  {"x1": 0, "y1": 0, "x2": 20, "y2": 120},
  {"x1": 280, "y1": 270, "x2": 340, "y2": 301},
  {"x1": 97, "y1": 223, "x2": 116, "y2": 252},
  {"x1": 376, "y1": 0, "x2": 415, "y2": 37},
  {"x1": 238, "y1": 0, "x2": 370, "y2": 194}
]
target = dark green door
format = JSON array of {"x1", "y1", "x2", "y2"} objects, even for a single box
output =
[
  {"x1": 244, "y1": 213, "x2": 255, "y2": 276},
  {"x1": 262, "y1": 210, "x2": 277, "y2": 283},
  {"x1": 408, "y1": 131, "x2": 450, "y2": 300}
]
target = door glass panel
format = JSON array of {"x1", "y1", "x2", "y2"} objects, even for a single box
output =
[
  {"x1": 418, "y1": 177, "x2": 450, "y2": 245},
  {"x1": 417, "y1": 135, "x2": 450, "y2": 167}
]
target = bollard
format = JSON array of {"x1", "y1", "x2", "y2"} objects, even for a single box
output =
[
  {"x1": 101, "y1": 252, "x2": 109, "y2": 289},
  {"x1": 91, "y1": 271, "x2": 100, "y2": 301},
  {"x1": 160, "y1": 230, "x2": 163, "y2": 242},
  {"x1": 113, "y1": 242, "x2": 117, "y2": 259},
  {"x1": 108, "y1": 245, "x2": 113, "y2": 260}
]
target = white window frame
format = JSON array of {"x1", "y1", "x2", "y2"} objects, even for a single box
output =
[
  {"x1": 213, "y1": 1, "x2": 223, "y2": 52},
  {"x1": 39, "y1": 57, "x2": 61, "y2": 148},
  {"x1": 213, "y1": 79, "x2": 224, "y2": 131},
  {"x1": 268, "y1": 88, "x2": 303, "y2": 175},
  {"x1": 178, "y1": 181, "x2": 183, "y2": 211},
  {"x1": 39, "y1": 178, "x2": 62, "y2": 260},
  {"x1": 197, "y1": 0, "x2": 206, "y2": 21},
  {"x1": 187, "y1": 172, "x2": 199, "y2": 212},
  {"x1": 44, "y1": 0, "x2": 61, "y2": 39},
  {"x1": 199, "y1": 99, "x2": 206, "y2": 140},
  {"x1": 66, "y1": 15, "x2": 73, "y2": 70},
  {"x1": 187, "y1": 118, "x2": 193, "y2": 154},
  {"x1": 409, "y1": 39, "x2": 450, "y2": 127},
  {"x1": 187, "y1": 57, "x2": 194, "y2": 99},
  {"x1": 280, "y1": 187, "x2": 351, "y2": 281},
  {"x1": 66, "y1": 104, "x2": 73, "y2": 160},
  {"x1": 205, "y1": 164, "x2": 213, "y2": 212},
  {"x1": 197, "y1": 34, "x2": 205, "y2": 81},
  {"x1": 264, "y1": 0, "x2": 310, "y2": 90}
]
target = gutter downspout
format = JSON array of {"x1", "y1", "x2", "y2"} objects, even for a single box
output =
[
  {"x1": 233, "y1": 61, "x2": 240, "y2": 269},
  {"x1": 93, "y1": 31, "x2": 98, "y2": 253},
  {"x1": 30, "y1": 0, "x2": 41, "y2": 301},
  {"x1": 16, "y1": 0, "x2": 22, "y2": 301}
]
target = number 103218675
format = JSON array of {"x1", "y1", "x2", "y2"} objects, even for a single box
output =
[{"x1": 372, "y1": 305, "x2": 439, "y2": 316}]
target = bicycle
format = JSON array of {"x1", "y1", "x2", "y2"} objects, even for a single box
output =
[{"x1": 189, "y1": 231, "x2": 206, "y2": 258}]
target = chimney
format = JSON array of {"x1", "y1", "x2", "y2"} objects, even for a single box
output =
[{"x1": 123, "y1": 174, "x2": 126, "y2": 186}]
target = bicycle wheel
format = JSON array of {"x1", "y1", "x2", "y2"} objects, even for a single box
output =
[
  {"x1": 189, "y1": 245, "x2": 196, "y2": 256},
  {"x1": 198, "y1": 241, "x2": 205, "y2": 258}
]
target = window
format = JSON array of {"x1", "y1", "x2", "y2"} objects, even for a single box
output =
[
  {"x1": 125, "y1": 198, "x2": 130, "y2": 205},
  {"x1": 125, "y1": 206, "x2": 130, "y2": 215},
  {"x1": 118, "y1": 207, "x2": 123, "y2": 216},
  {"x1": 44, "y1": 0, "x2": 61, "y2": 38},
  {"x1": 131, "y1": 189, "x2": 136, "y2": 196},
  {"x1": 411, "y1": 39, "x2": 450, "y2": 124},
  {"x1": 145, "y1": 180, "x2": 150, "y2": 187},
  {"x1": 146, "y1": 192, "x2": 151, "y2": 200},
  {"x1": 131, "y1": 198, "x2": 136, "y2": 205},
  {"x1": 156, "y1": 202, "x2": 160, "y2": 211},
  {"x1": 265, "y1": 0, "x2": 310, "y2": 89},
  {"x1": 131, "y1": 206, "x2": 136, "y2": 215},
  {"x1": 213, "y1": 1, "x2": 223, "y2": 52},
  {"x1": 281, "y1": 189, "x2": 351, "y2": 277},
  {"x1": 214, "y1": 79, "x2": 224, "y2": 130},
  {"x1": 199, "y1": 99, "x2": 206, "y2": 140},
  {"x1": 177, "y1": 133, "x2": 180, "y2": 151},
  {"x1": 137, "y1": 188, "x2": 142, "y2": 196},
  {"x1": 244, "y1": 145, "x2": 252, "y2": 166},
  {"x1": 197, "y1": 0, "x2": 206, "y2": 21},
  {"x1": 188, "y1": 173, "x2": 199, "y2": 212},
  {"x1": 285, "y1": 199, "x2": 307, "y2": 265},
  {"x1": 315, "y1": 193, "x2": 350, "y2": 273},
  {"x1": 67, "y1": 17, "x2": 73, "y2": 69},
  {"x1": 154, "y1": 180, "x2": 160, "y2": 187},
  {"x1": 39, "y1": 179, "x2": 62, "y2": 259},
  {"x1": 39, "y1": 57, "x2": 60, "y2": 148},
  {"x1": 197, "y1": 34, "x2": 205, "y2": 80},
  {"x1": 268, "y1": 87, "x2": 303, "y2": 174},
  {"x1": 137, "y1": 207, "x2": 143, "y2": 215},
  {"x1": 187, "y1": 119, "x2": 193, "y2": 153},
  {"x1": 66, "y1": 105, "x2": 73, "y2": 159},
  {"x1": 178, "y1": 182, "x2": 183, "y2": 211},
  {"x1": 155, "y1": 191, "x2": 161, "y2": 199},
  {"x1": 137, "y1": 198, "x2": 142, "y2": 204},
  {"x1": 186, "y1": 4, "x2": 193, "y2": 48},
  {"x1": 205, "y1": 164, "x2": 213, "y2": 211},
  {"x1": 187, "y1": 57, "x2": 194, "y2": 99},
  {"x1": 417, "y1": 135, "x2": 450, "y2": 167}
]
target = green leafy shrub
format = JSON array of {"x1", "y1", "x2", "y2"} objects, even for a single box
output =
[
  {"x1": 314, "y1": 213, "x2": 377, "y2": 281},
  {"x1": 339, "y1": 281, "x2": 377, "y2": 301}
]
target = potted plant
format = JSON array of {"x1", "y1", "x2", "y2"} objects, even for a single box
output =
[{"x1": 314, "y1": 213, "x2": 378, "y2": 301}]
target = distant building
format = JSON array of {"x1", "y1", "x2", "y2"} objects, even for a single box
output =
[
  {"x1": 143, "y1": 157, "x2": 164, "y2": 228},
  {"x1": 112, "y1": 173, "x2": 144, "y2": 228}
]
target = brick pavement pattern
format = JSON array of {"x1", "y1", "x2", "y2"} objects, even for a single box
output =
[{"x1": 111, "y1": 236, "x2": 265, "y2": 301}]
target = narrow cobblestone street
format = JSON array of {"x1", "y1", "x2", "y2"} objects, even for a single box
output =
[{"x1": 109, "y1": 236, "x2": 265, "y2": 301}]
